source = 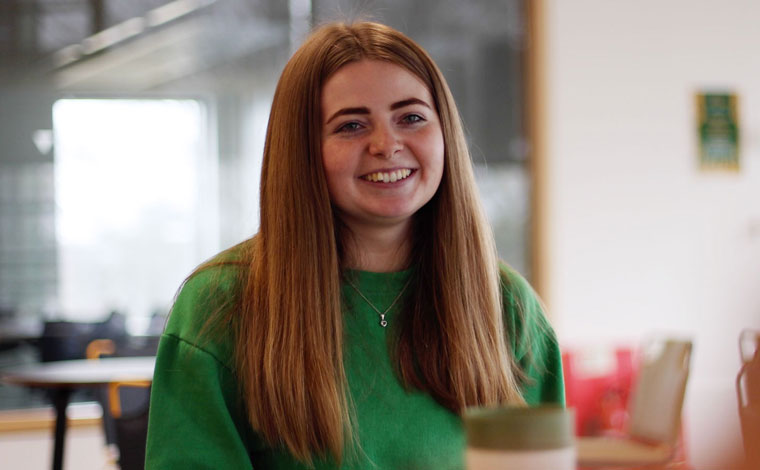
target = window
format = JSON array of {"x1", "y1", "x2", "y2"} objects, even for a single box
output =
[{"x1": 53, "y1": 98, "x2": 217, "y2": 331}]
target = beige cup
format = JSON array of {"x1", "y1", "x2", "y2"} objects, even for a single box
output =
[{"x1": 464, "y1": 405, "x2": 575, "y2": 470}]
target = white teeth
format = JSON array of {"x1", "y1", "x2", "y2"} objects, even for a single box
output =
[{"x1": 363, "y1": 169, "x2": 412, "y2": 183}]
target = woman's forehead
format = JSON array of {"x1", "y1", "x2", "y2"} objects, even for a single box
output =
[{"x1": 321, "y1": 60, "x2": 434, "y2": 114}]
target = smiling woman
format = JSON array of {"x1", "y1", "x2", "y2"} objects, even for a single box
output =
[
  {"x1": 145, "y1": 21, "x2": 564, "y2": 470},
  {"x1": 320, "y1": 59, "x2": 444, "y2": 271}
]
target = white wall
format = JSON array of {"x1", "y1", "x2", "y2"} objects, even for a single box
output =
[{"x1": 542, "y1": 0, "x2": 760, "y2": 467}]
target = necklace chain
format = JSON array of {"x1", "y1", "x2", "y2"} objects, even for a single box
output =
[{"x1": 346, "y1": 277, "x2": 412, "y2": 328}]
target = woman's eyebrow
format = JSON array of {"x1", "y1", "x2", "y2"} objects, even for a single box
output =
[
  {"x1": 324, "y1": 98, "x2": 432, "y2": 125},
  {"x1": 325, "y1": 107, "x2": 369, "y2": 125},
  {"x1": 390, "y1": 97, "x2": 431, "y2": 111}
]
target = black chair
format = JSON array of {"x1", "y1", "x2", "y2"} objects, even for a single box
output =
[
  {"x1": 36, "y1": 320, "x2": 102, "y2": 417},
  {"x1": 88, "y1": 330, "x2": 157, "y2": 470},
  {"x1": 38, "y1": 320, "x2": 96, "y2": 362},
  {"x1": 39, "y1": 312, "x2": 129, "y2": 361},
  {"x1": 39, "y1": 314, "x2": 126, "y2": 447},
  {"x1": 108, "y1": 381, "x2": 152, "y2": 470}
]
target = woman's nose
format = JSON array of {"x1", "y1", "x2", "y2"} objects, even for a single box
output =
[{"x1": 368, "y1": 124, "x2": 402, "y2": 158}]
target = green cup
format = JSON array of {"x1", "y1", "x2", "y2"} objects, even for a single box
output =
[{"x1": 464, "y1": 405, "x2": 575, "y2": 470}]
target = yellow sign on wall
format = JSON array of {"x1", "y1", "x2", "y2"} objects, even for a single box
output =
[{"x1": 696, "y1": 93, "x2": 740, "y2": 171}]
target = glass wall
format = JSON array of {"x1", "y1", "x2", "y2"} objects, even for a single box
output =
[{"x1": 0, "y1": 0, "x2": 530, "y2": 365}]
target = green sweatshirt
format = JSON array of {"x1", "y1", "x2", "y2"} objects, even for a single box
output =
[{"x1": 145, "y1": 258, "x2": 564, "y2": 469}]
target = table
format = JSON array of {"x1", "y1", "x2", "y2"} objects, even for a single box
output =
[{"x1": 1, "y1": 356, "x2": 156, "y2": 470}]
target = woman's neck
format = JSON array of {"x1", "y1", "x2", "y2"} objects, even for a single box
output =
[{"x1": 341, "y1": 220, "x2": 413, "y2": 273}]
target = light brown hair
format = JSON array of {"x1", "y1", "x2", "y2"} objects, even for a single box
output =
[{"x1": 225, "y1": 21, "x2": 525, "y2": 465}]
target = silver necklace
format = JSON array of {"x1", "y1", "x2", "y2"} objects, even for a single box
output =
[{"x1": 346, "y1": 277, "x2": 412, "y2": 328}]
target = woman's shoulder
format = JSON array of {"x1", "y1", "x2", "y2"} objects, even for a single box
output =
[
  {"x1": 162, "y1": 242, "x2": 249, "y2": 365},
  {"x1": 497, "y1": 261, "x2": 552, "y2": 359},
  {"x1": 498, "y1": 262, "x2": 542, "y2": 313},
  {"x1": 180, "y1": 243, "x2": 247, "y2": 304},
  {"x1": 498, "y1": 262, "x2": 565, "y2": 405}
]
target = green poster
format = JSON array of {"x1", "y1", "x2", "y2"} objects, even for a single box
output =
[{"x1": 697, "y1": 93, "x2": 740, "y2": 171}]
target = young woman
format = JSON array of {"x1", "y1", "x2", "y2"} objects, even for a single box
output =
[{"x1": 145, "y1": 21, "x2": 564, "y2": 470}]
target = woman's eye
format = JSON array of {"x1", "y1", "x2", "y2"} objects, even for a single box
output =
[
  {"x1": 402, "y1": 114, "x2": 425, "y2": 124},
  {"x1": 336, "y1": 122, "x2": 363, "y2": 133}
]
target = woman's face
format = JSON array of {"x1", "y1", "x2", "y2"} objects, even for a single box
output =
[{"x1": 320, "y1": 59, "x2": 444, "y2": 233}]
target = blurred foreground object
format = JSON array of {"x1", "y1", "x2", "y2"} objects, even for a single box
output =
[
  {"x1": 737, "y1": 330, "x2": 760, "y2": 469},
  {"x1": 577, "y1": 339, "x2": 692, "y2": 469},
  {"x1": 464, "y1": 405, "x2": 575, "y2": 470}
]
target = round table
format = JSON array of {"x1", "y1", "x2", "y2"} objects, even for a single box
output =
[{"x1": 1, "y1": 356, "x2": 156, "y2": 470}]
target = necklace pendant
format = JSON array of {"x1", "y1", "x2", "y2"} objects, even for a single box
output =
[{"x1": 346, "y1": 277, "x2": 410, "y2": 330}]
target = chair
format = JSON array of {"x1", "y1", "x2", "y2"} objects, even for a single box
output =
[
  {"x1": 577, "y1": 339, "x2": 693, "y2": 469},
  {"x1": 39, "y1": 313, "x2": 128, "y2": 362},
  {"x1": 108, "y1": 380, "x2": 152, "y2": 470},
  {"x1": 737, "y1": 330, "x2": 760, "y2": 469},
  {"x1": 87, "y1": 334, "x2": 156, "y2": 470},
  {"x1": 39, "y1": 321, "x2": 96, "y2": 362}
]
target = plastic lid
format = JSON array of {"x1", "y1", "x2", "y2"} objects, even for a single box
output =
[{"x1": 464, "y1": 405, "x2": 575, "y2": 451}]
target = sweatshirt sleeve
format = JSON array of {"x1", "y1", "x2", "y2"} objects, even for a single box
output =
[
  {"x1": 145, "y1": 335, "x2": 256, "y2": 469},
  {"x1": 145, "y1": 264, "x2": 262, "y2": 469},
  {"x1": 500, "y1": 264, "x2": 566, "y2": 407}
]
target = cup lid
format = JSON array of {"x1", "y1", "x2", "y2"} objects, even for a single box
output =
[{"x1": 464, "y1": 405, "x2": 575, "y2": 451}]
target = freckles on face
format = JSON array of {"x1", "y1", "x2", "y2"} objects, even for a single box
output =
[{"x1": 319, "y1": 59, "x2": 444, "y2": 231}]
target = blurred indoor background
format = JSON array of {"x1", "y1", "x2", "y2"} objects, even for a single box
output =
[{"x1": 0, "y1": 0, "x2": 758, "y2": 469}]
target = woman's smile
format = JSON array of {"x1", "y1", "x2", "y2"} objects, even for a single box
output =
[{"x1": 360, "y1": 168, "x2": 415, "y2": 183}]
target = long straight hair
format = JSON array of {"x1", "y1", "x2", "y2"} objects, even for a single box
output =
[{"x1": 228, "y1": 22, "x2": 525, "y2": 465}]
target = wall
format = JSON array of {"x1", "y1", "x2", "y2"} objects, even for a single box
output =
[
  {"x1": 541, "y1": 0, "x2": 760, "y2": 467},
  {"x1": 0, "y1": 87, "x2": 58, "y2": 316}
]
